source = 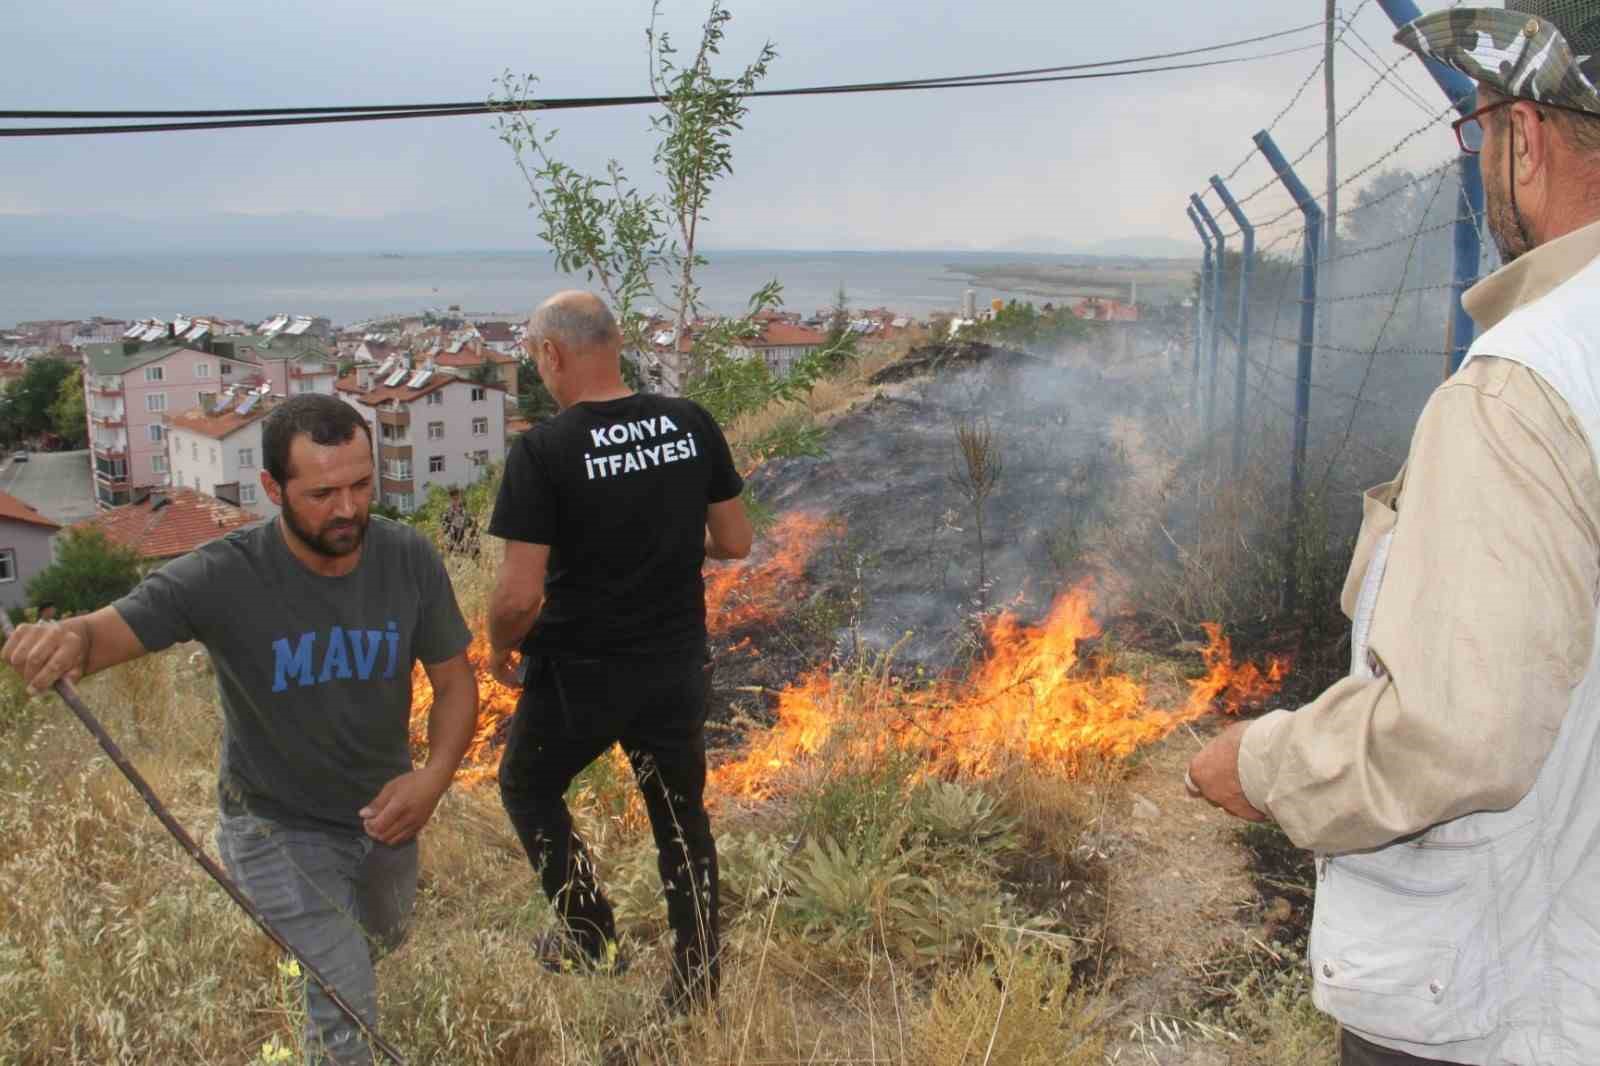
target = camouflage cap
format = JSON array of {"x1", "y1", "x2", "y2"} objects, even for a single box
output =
[{"x1": 1395, "y1": 1, "x2": 1600, "y2": 116}]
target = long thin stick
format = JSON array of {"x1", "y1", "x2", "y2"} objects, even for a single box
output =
[{"x1": 2, "y1": 616, "x2": 406, "y2": 1065}]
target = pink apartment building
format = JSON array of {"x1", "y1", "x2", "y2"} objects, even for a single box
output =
[{"x1": 84, "y1": 322, "x2": 337, "y2": 509}]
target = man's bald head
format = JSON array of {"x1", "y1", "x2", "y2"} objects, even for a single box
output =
[{"x1": 527, "y1": 291, "x2": 622, "y2": 356}]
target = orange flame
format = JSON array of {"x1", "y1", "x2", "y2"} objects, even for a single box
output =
[
  {"x1": 705, "y1": 511, "x2": 833, "y2": 634},
  {"x1": 408, "y1": 632, "x2": 522, "y2": 786},
  {"x1": 409, "y1": 510, "x2": 836, "y2": 780},
  {"x1": 411, "y1": 524, "x2": 1291, "y2": 796},
  {"x1": 710, "y1": 586, "x2": 1291, "y2": 798}
]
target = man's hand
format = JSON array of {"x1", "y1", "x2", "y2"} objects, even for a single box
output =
[
  {"x1": 3, "y1": 621, "x2": 85, "y2": 694},
  {"x1": 359, "y1": 766, "x2": 452, "y2": 845},
  {"x1": 488, "y1": 645, "x2": 523, "y2": 688},
  {"x1": 1186, "y1": 721, "x2": 1268, "y2": 823}
]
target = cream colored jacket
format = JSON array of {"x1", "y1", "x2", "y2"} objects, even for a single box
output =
[{"x1": 1238, "y1": 219, "x2": 1600, "y2": 1063}]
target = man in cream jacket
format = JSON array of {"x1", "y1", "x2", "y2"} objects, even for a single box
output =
[{"x1": 1189, "y1": 3, "x2": 1600, "y2": 1064}]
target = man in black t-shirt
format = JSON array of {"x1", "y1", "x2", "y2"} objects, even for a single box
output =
[{"x1": 487, "y1": 290, "x2": 751, "y2": 1012}]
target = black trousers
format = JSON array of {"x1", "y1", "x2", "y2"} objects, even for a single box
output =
[
  {"x1": 1341, "y1": 1031, "x2": 1471, "y2": 1066},
  {"x1": 498, "y1": 651, "x2": 719, "y2": 996}
]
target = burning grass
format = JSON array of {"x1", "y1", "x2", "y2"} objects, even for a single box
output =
[
  {"x1": 0, "y1": 337, "x2": 1341, "y2": 1064},
  {"x1": 712, "y1": 584, "x2": 1289, "y2": 800}
]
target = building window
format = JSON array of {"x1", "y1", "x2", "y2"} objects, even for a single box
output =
[
  {"x1": 471, "y1": 417, "x2": 488, "y2": 437},
  {"x1": 380, "y1": 423, "x2": 406, "y2": 443},
  {"x1": 470, "y1": 387, "x2": 486, "y2": 403},
  {"x1": 427, "y1": 421, "x2": 445, "y2": 440},
  {"x1": 146, "y1": 393, "x2": 167, "y2": 413},
  {"x1": 383, "y1": 492, "x2": 414, "y2": 513},
  {"x1": 426, "y1": 391, "x2": 444, "y2": 406},
  {"x1": 195, "y1": 363, "x2": 211, "y2": 379},
  {"x1": 471, "y1": 449, "x2": 490, "y2": 468},
  {"x1": 191, "y1": 442, "x2": 198, "y2": 461},
  {"x1": 240, "y1": 484, "x2": 257, "y2": 505},
  {"x1": 145, "y1": 366, "x2": 164, "y2": 383},
  {"x1": 238, "y1": 447, "x2": 254, "y2": 468},
  {"x1": 384, "y1": 459, "x2": 412, "y2": 480},
  {"x1": 152, "y1": 455, "x2": 167, "y2": 474},
  {"x1": 428, "y1": 454, "x2": 445, "y2": 473},
  {"x1": 148, "y1": 424, "x2": 165, "y2": 443},
  {"x1": 209, "y1": 447, "x2": 217, "y2": 466},
  {"x1": 0, "y1": 549, "x2": 17, "y2": 583}
]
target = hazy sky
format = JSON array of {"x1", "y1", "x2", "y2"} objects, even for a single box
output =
[{"x1": 3, "y1": 0, "x2": 1470, "y2": 253}]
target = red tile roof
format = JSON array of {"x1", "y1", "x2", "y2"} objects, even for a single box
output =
[
  {"x1": 752, "y1": 322, "x2": 827, "y2": 348},
  {"x1": 0, "y1": 489, "x2": 60, "y2": 530},
  {"x1": 435, "y1": 344, "x2": 516, "y2": 368},
  {"x1": 474, "y1": 322, "x2": 517, "y2": 343},
  {"x1": 72, "y1": 488, "x2": 256, "y2": 560}
]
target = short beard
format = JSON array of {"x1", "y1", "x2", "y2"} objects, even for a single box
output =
[
  {"x1": 1485, "y1": 116, "x2": 1536, "y2": 264},
  {"x1": 281, "y1": 497, "x2": 367, "y2": 558}
]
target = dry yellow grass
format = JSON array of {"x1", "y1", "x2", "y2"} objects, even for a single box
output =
[{"x1": 0, "y1": 353, "x2": 1336, "y2": 1065}]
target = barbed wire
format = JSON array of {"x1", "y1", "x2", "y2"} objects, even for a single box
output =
[
  {"x1": 1215, "y1": 0, "x2": 1379, "y2": 188},
  {"x1": 1314, "y1": 281, "x2": 1455, "y2": 306},
  {"x1": 1221, "y1": 96, "x2": 1456, "y2": 242},
  {"x1": 1268, "y1": 338, "x2": 1451, "y2": 358},
  {"x1": 1320, "y1": 213, "x2": 1472, "y2": 267},
  {"x1": 1314, "y1": 163, "x2": 1453, "y2": 492},
  {"x1": 1338, "y1": 16, "x2": 1438, "y2": 116}
]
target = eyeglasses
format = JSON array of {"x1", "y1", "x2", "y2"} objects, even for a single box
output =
[{"x1": 1452, "y1": 100, "x2": 1518, "y2": 154}]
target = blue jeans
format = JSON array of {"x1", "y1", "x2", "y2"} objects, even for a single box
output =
[{"x1": 217, "y1": 811, "x2": 417, "y2": 1066}]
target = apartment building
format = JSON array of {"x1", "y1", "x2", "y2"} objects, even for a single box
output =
[
  {"x1": 337, "y1": 361, "x2": 507, "y2": 513},
  {"x1": 84, "y1": 321, "x2": 339, "y2": 508},
  {"x1": 432, "y1": 341, "x2": 519, "y2": 394},
  {"x1": 164, "y1": 388, "x2": 282, "y2": 519},
  {"x1": 730, "y1": 319, "x2": 828, "y2": 378}
]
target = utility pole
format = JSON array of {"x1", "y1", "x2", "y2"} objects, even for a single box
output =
[{"x1": 1323, "y1": 0, "x2": 1339, "y2": 345}]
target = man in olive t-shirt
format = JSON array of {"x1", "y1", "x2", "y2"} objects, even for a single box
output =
[
  {"x1": 3, "y1": 395, "x2": 478, "y2": 1066},
  {"x1": 488, "y1": 291, "x2": 752, "y2": 1012}
]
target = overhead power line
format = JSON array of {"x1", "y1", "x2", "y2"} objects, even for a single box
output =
[{"x1": 0, "y1": 25, "x2": 1325, "y2": 137}]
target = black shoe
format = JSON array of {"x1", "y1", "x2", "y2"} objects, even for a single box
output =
[{"x1": 536, "y1": 930, "x2": 629, "y2": 976}]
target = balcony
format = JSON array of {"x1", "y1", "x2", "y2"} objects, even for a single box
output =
[
  {"x1": 379, "y1": 475, "x2": 414, "y2": 495},
  {"x1": 377, "y1": 407, "x2": 410, "y2": 429},
  {"x1": 91, "y1": 412, "x2": 126, "y2": 428},
  {"x1": 92, "y1": 443, "x2": 128, "y2": 460},
  {"x1": 90, "y1": 378, "x2": 123, "y2": 396},
  {"x1": 289, "y1": 364, "x2": 331, "y2": 379}
]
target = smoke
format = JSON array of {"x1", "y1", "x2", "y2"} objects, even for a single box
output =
[{"x1": 748, "y1": 340, "x2": 1153, "y2": 666}]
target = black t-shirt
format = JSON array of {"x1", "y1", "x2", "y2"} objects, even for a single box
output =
[{"x1": 489, "y1": 393, "x2": 743, "y2": 657}]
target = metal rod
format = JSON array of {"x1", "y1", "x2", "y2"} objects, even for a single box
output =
[
  {"x1": 1210, "y1": 175, "x2": 1255, "y2": 475},
  {"x1": 1378, "y1": 0, "x2": 1485, "y2": 376},
  {"x1": 0, "y1": 614, "x2": 408, "y2": 1065},
  {"x1": 1254, "y1": 130, "x2": 1324, "y2": 616},
  {"x1": 1187, "y1": 204, "x2": 1214, "y2": 412},
  {"x1": 1191, "y1": 195, "x2": 1227, "y2": 441}
]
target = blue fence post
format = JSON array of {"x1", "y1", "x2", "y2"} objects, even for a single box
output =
[
  {"x1": 1379, "y1": 0, "x2": 1485, "y2": 375},
  {"x1": 1192, "y1": 195, "x2": 1227, "y2": 440},
  {"x1": 1210, "y1": 175, "x2": 1255, "y2": 475},
  {"x1": 1254, "y1": 130, "x2": 1324, "y2": 616},
  {"x1": 1187, "y1": 205, "x2": 1214, "y2": 411}
]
